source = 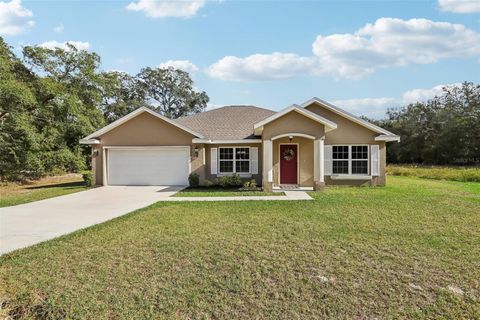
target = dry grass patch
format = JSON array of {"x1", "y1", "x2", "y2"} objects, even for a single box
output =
[
  {"x1": 387, "y1": 164, "x2": 480, "y2": 182},
  {"x1": 0, "y1": 174, "x2": 86, "y2": 207}
]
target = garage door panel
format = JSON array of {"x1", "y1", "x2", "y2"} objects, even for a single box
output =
[{"x1": 107, "y1": 148, "x2": 189, "y2": 186}]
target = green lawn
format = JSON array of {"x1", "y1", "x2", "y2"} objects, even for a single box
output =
[
  {"x1": 1, "y1": 176, "x2": 479, "y2": 318},
  {"x1": 0, "y1": 175, "x2": 87, "y2": 208},
  {"x1": 174, "y1": 187, "x2": 284, "y2": 197}
]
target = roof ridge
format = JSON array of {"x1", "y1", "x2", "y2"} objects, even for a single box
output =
[{"x1": 176, "y1": 105, "x2": 275, "y2": 120}]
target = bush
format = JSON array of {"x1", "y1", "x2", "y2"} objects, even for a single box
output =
[
  {"x1": 82, "y1": 171, "x2": 93, "y2": 187},
  {"x1": 43, "y1": 149, "x2": 86, "y2": 174},
  {"x1": 387, "y1": 165, "x2": 480, "y2": 182},
  {"x1": 217, "y1": 176, "x2": 230, "y2": 188},
  {"x1": 242, "y1": 179, "x2": 259, "y2": 190},
  {"x1": 228, "y1": 174, "x2": 242, "y2": 187},
  {"x1": 217, "y1": 174, "x2": 242, "y2": 188},
  {"x1": 188, "y1": 173, "x2": 200, "y2": 187}
]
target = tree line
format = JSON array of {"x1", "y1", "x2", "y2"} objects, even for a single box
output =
[
  {"x1": 0, "y1": 37, "x2": 208, "y2": 181},
  {"x1": 374, "y1": 82, "x2": 480, "y2": 166}
]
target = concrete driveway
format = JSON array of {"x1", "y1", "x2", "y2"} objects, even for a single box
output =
[{"x1": 0, "y1": 186, "x2": 183, "y2": 255}]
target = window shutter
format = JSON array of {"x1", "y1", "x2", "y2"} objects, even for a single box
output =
[
  {"x1": 251, "y1": 147, "x2": 258, "y2": 174},
  {"x1": 324, "y1": 145, "x2": 332, "y2": 175},
  {"x1": 371, "y1": 145, "x2": 380, "y2": 176},
  {"x1": 211, "y1": 148, "x2": 217, "y2": 175}
]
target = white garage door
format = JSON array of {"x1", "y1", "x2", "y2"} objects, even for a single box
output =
[{"x1": 107, "y1": 148, "x2": 190, "y2": 186}]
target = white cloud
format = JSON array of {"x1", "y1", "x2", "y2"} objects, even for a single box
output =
[
  {"x1": 126, "y1": 0, "x2": 206, "y2": 18},
  {"x1": 332, "y1": 83, "x2": 462, "y2": 119},
  {"x1": 53, "y1": 23, "x2": 64, "y2": 33},
  {"x1": 0, "y1": 0, "x2": 34, "y2": 36},
  {"x1": 158, "y1": 59, "x2": 199, "y2": 73},
  {"x1": 207, "y1": 18, "x2": 480, "y2": 81},
  {"x1": 332, "y1": 97, "x2": 397, "y2": 119},
  {"x1": 312, "y1": 18, "x2": 480, "y2": 78},
  {"x1": 402, "y1": 83, "x2": 462, "y2": 104},
  {"x1": 39, "y1": 40, "x2": 91, "y2": 51},
  {"x1": 438, "y1": 0, "x2": 480, "y2": 13},
  {"x1": 206, "y1": 52, "x2": 318, "y2": 81}
]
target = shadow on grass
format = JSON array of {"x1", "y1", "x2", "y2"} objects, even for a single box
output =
[{"x1": 25, "y1": 181, "x2": 84, "y2": 190}]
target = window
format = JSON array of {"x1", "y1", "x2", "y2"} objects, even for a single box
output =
[
  {"x1": 219, "y1": 148, "x2": 233, "y2": 173},
  {"x1": 351, "y1": 146, "x2": 368, "y2": 174},
  {"x1": 332, "y1": 146, "x2": 349, "y2": 174},
  {"x1": 332, "y1": 145, "x2": 369, "y2": 175},
  {"x1": 219, "y1": 147, "x2": 250, "y2": 174}
]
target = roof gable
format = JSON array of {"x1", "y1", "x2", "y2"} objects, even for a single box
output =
[
  {"x1": 301, "y1": 97, "x2": 398, "y2": 137},
  {"x1": 253, "y1": 105, "x2": 337, "y2": 136},
  {"x1": 81, "y1": 107, "x2": 204, "y2": 143}
]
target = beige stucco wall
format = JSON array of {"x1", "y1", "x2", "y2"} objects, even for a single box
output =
[
  {"x1": 204, "y1": 143, "x2": 263, "y2": 185},
  {"x1": 261, "y1": 111, "x2": 325, "y2": 141},
  {"x1": 91, "y1": 112, "x2": 205, "y2": 186},
  {"x1": 261, "y1": 111, "x2": 325, "y2": 188},
  {"x1": 306, "y1": 102, "x2": 387, "y2": 186}
]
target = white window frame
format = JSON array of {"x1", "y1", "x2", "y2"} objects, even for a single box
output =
[
  {"x1": 218, "y1": 147, "x2": 251, "y2": 175},
  {"x1": 332, "y1": 145, "x2": 369, "y2": 176}
]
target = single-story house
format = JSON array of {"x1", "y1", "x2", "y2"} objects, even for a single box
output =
[{"x1": 80, "y1": 97, "x2": 400, "y2": 191}]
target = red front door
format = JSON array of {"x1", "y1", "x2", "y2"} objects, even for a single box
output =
[{"x1": 280, "y1": 144, "x2": 298, "y2": 184}]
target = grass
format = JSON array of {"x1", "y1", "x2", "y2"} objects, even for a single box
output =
[
  {"x1": 174, "y1": 187, "x2": 284, "y2": 197},
  {"x1": 1, "y1": 176, "x2": 479, "y2": 318},
  {"x1": 0, "y1": 175, "x2": 86, "y2": 208},
  {"x1": 388, "y1": 164, "x2": 480, "y2": 182}
]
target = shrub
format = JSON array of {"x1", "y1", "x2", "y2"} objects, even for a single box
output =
[
  {"x1": 242, "y1": 179, "x2": 259, "y2": 190},
  {"x1": 217, "y1": 176, "x2": 230, "y2": 188},
  {"x1": 188, "y1": 173, "x2": 200, "y2": 187},
  {"x1": 217, "y1": 174, "x2": 242, "y2": 188},
  {"x1": 43, "y1": 149, "x2": 86, "y2": 174},
  {"x1": 228, "y1": 174, "x2": 242, "y2": 187},
  {"x1": 82, "y1": 171, "x2": 93, "y2": 187}
]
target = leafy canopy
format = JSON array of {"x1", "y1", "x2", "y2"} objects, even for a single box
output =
[{"x1": 0, "y1": 37, "x2": 208, "y2": 181}]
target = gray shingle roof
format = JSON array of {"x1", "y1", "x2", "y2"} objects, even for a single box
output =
[{"x1": 175, "y1": 106, "x2": 275, "y2": 140}]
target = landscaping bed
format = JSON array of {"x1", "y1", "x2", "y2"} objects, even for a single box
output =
[{"x1": 174, "y1": 187, "x2": 284, "y2": 197}]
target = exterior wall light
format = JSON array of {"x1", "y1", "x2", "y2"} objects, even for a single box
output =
[{"x1": 194, "y1": 146, "x2": 199, "y2": 157}]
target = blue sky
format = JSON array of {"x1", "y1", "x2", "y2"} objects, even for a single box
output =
[{"x1": 1, "y1": 0, "x2": 479, "y2": 118}]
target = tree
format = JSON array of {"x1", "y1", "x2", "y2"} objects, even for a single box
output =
[
  {"x1": 1, "y1": 39, "x2": 106, "y2": 180},
  {"x1": 0, "y1": 37, "x2": 209, "y2": 181},
  {"x1": 0, "y1": 38, "x2": 41, "y2": 180},
  {"x1": 99, "y1": 71, "x2": 148, "y2": 123},
  {"x1": 136, "y1": 67, "x2": 208, "y2": 118},
  {"x1": 379, "y1": 82, "x2": 480, "y2": 165},
  {"x1": 22, "y1": 43, "x2": 105, "y2": 149}
]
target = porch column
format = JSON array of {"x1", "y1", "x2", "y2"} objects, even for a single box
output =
[
  {"x1": 263, "y1": 140, "x2": 273, "y2": 191},
  {"x1": 313, "y1": 137, "x2": 325, "y2": 191},
  {"x1": 102, "y1": 147, "x2": 107, "y2": 186},
  {"x1": 319, "y1": 137, "x2": 325, "y2": 183}
]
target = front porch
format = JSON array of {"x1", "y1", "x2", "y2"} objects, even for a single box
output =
[
  {"x1": 252, "y1": 105, "x2": 336, "y2": 192},
  {"x1": 262, "y1": 133, "x2": 325, "y2": 192}
]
